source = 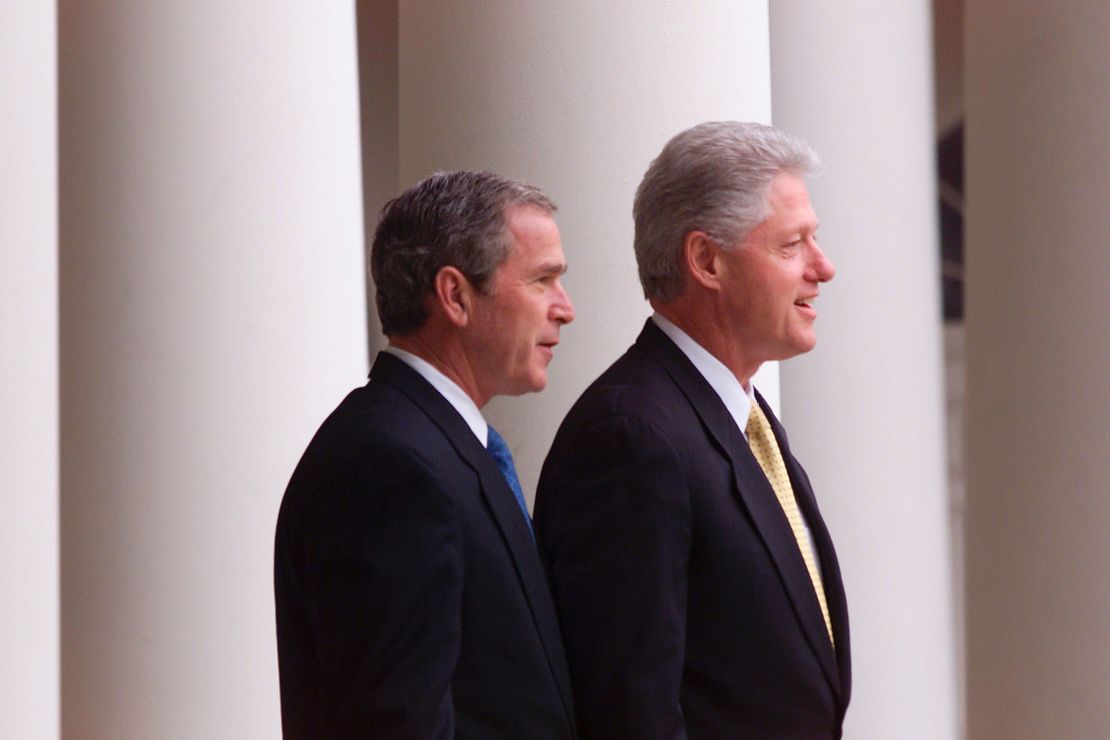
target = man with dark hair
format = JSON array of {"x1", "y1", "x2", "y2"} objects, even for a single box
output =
[
  {"x1": 275, "y1": 171, "x2": 577, "y2": 738},
  {"x1": 536, "y1": 122, "x2": 851, "y2": 738}
]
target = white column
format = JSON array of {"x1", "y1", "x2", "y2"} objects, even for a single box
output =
[
  {"x1": 399, "y1": 0, "x2": 775, "y2": 494},
  {"x1": 0, "y1": 2, "x2": 59, "y2": 737},
  {"x1": 58, "y1": 5, "x2": 367, "y2": 737},
  {"x1": 965, "y1": 3, "x2": 1110, "y2": 736},
  {"x1": 770, "y1": 4, "x2": 959, "y2": 738}
]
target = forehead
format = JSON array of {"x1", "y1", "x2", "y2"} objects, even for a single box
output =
[
  {"x1": 762, "y1": 173, "x2": 817, "y2": 228},
  {"x1": 506, "y1": 202, "x2": 557, "y2": 234},
  {"x1": 504, "y1": 204, "x2": 563, "y2": 262}
]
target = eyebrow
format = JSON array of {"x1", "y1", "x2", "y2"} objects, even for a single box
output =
[
  {"x1": 784, "y1": 221, "x2": 819, "y2": 241},
  {"x1": 531, "y1": 260, "x2": 568, "y2": 277}
]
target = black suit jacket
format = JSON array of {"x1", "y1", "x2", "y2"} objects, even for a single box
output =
[
  {"x1": 535, "y1": 320, "x2": 850, "y2": 739},
  {"x1": 275, "y1": 352, "x2": 577, "y2": 739}
]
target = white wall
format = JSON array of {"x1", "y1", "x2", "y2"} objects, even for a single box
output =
[
  {"x1": 0, "y1": 2, "x2": 59, "y2": 737},
  {"x1": 58, "y1": 4, "x2": 367, "y2": 736}
]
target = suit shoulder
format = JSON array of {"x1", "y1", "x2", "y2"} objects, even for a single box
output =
[
  {"x1": 307, "y1": 383, "x2": 459, "y2": 462},
  {"x1": 564, "y1": 345, "x2": 689, "y2": 426},
  {"x1": 279, "y1": 383, "x2": 473, "y2": 516}
]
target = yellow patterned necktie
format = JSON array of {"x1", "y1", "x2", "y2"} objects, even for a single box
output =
[{"x1": 746, "y1": 401, "x2": 835, "y2": 647}]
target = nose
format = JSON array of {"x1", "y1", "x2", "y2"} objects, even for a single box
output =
[
  {"x1": 551, "y1": 280, "x2": 576, "y2": 325},
  {"x1": 807, "y1": 241, "x2": 836, "y2": 283}
]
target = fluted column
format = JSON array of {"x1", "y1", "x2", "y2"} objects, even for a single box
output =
[
  {"x1": 1, "y1": 2, "x2": 59, "y2": 737},
  {"x1": 399, "y1": 0, "x2": 776, "y2": 493},
  {"x1": 770, "y1": 3, "x2": 959, "y2": 738},
  {"x1": 58, "y1": 5, "x2": 367, "y2": 737},
  {"x1": 965, "y1": 3, "x2": 1110, "y2": 736}
]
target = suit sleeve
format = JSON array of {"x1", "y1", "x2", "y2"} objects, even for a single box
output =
[
  {"x1": 536, "y1": 412, "x2": 691, "y2": 740},
  {"x1": 299, "y1": 445, "x2": 463, "y2": 739}
]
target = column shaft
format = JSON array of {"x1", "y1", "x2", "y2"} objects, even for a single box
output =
[
  {"x1": 966, "y1": 3, "x2": 1110, "y2": 736},
  {"x1": 770, "y1": 3, "x2": 959, "y2": 737},
  {"x1": 58, "y1": 5, "x2": 367, "y2": 736},
  {"x1": 1, "y1": 1, "x2": 59, "y2": 737}
]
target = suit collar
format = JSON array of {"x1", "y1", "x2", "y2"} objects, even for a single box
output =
[
  {"x1": 369, "y1": 352, "x2": 578, "y2": 729},
  {"x1": 651, "y1": 312, "x2": 754, "y2": 433},
  {"x1": 382, "y1": 345, "x2": 488, "y2": 445},
  {"x1": 633, "y1": 320, "x2": 846, "y2": 703}
]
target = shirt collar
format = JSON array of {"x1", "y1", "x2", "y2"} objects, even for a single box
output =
[
  {"x1": 382, "y1": 346, "x2": 489, "y2": 447},
  {"x1": 651, "y1": 312, "x2": 755, "y2": 435}
]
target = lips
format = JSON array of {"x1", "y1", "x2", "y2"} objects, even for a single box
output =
[
  {"x1": 538, "y1": 339, "x2": 559, "y2": 359},
  {"x1": 794, "y1": 296, "x2": 818, "y2": 320},
  {"x1": 794, "y1": 295, "x2": 817, "y2": 308}
]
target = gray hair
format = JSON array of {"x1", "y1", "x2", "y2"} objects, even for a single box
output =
[
  {"x1": 633, "y1": 121, "x2": 821, "y2": 302},
  {"x1": 371, "y1": 170, "x2": 556, "y2": 336}
]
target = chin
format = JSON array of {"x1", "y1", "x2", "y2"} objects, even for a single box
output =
[
  {"x1": 776, "y1": 342, "x2": 814, "y2": 361},
  {"x1": 790, "y1": 332, "x2": 818, "y2": 355},
  {"x1": 510, "y1": 372, "x2": 547, "y2": 395}
]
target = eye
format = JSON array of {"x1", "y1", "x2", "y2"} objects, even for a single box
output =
[
  {"x1": 528, "y1": 274, "x2": 555, "y2": 291},
  {"x1": 536, "y1": 266, "x2": 567, "y2": 285}
]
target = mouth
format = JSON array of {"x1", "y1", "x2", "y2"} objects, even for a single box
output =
[{"x1": 794, "y1": 296, "x2": 817, "y2": 315}]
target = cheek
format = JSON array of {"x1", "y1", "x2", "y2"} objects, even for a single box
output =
[{"x1": 511, "y1": 314, "x2": 537, "y2": 352}]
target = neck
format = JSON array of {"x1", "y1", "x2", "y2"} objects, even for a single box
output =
[
  {"x1": 388, "y1": 330, "x2": 489, "y2": 407},
  {"x1": 652, "y1": 299, "x2": 759, "y2": 388}
]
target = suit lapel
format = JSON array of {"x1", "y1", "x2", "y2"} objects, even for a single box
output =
[
  {"x1": 763, "y1": 399, "x2": 852, "y2": 709},
  {"x1": 369, "y1": 353, "x2": 577, "y2": 727},
  {"x1": 635, "y1": 321, "x2": 843, "y2": 701}
]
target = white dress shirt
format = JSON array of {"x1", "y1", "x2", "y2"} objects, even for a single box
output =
[{"x1": 383, "y1": 346, "x2": 489, "y2": 447}]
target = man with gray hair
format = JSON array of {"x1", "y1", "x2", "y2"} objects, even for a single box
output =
[
  {"x1": 275, "y1": 171, "x2": 578, "y2": 738},
  {"x1": 535, "y1": 122, "x2": 851, "y2": 738}
]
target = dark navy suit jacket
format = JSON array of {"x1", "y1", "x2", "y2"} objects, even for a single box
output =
[
  {"x1": 535, "y1": 320, "x2": 850, "y2": 739},
  {"x1": 275, "y1": 352, "x2": 577, "y2": 739}
]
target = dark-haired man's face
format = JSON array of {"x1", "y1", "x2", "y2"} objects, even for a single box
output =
[{"x1": 468, "y1": 205, "x2": 575, "y2": 403}]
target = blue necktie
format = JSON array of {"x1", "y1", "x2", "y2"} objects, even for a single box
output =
[{"x1": 486, "y1": 425, "x2": 533, "y2": 536}]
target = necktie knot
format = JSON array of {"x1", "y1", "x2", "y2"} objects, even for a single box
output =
[
  {"x1": 487, "y1": 425, "x2": 533, "y2": 536},
  {"x1": 746, "y1": 404, "x2": 796, "y2": 496}
]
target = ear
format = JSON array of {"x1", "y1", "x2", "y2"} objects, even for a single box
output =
[
  {"x1": 432, "y1": 266, "x2": 475, "y2": 328},
  {"x1": 683, "y1": 230, "x2": 723, "y2": 291}
]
